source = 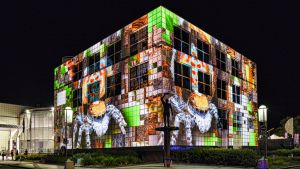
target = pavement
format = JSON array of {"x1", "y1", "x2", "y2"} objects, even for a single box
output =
[{"x1": 0, "y1": 160, "x2": 254, "y2": 169}]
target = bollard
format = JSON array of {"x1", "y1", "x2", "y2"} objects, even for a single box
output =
[
  {"x1": 65, "y1": 159, "x2": 74, "y2": 169},
  {"x1": 257, "y1": 157, "x2": 268, "y2": 169}
]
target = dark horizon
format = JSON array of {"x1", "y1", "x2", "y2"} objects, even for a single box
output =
[{"x1": 0, "y1": 0, "x2": 299, "y2": 129}]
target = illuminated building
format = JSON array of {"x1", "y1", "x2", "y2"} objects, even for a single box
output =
[{"x1": 54, "y1": 6, "x2": 258, "y2": 150}]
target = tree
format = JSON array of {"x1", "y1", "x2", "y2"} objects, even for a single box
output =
[{"x1": 273, "y1": 116, "x2": 300, "y2": 137}]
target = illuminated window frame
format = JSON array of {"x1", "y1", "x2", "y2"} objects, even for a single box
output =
[
  {"x1": 130, "y1": 26, "x2": 148, "y2": 56},
  {"x1": 216, "y1": 49, "x2": 226, "y2": 72},
  {"x1": 106, "y1": 72, "x2": 122, "y2": 98},
  {"x1": 231, "y1": 59, "x2": 239, "y2": 77},
  {"x1": 174, "y1": 62, "x2": 191, "y2": 90},
  {"x1": 232, "y1": 84, "x2": 241, "y2": 104},
  {"x1": 197, "y1": 39, "x2": 210, "y2": 64},
  {"x1": 129, "y1": 62, "x2": 148, "y2": 91},
  {"x1": 174, "y1": 27, "x2": 190, "y2": 55},
  {"x1": 198, "y1": 71, "x2": 211, "y2": 95},
  {"x1": 217, "y1": 79, "x2": 227, "y2": 100}
]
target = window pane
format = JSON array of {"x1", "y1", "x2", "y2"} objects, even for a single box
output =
[
  {"x1": 204, "y1": 74, "x2": 210, "y2": 84},
  {"x1": 203, "y1": 53, "x2": 209, "y2": 63},
  {"x1": 174, "y1": 27, "x2": 181, "y2": 39},
  {"x1": 205, "y1": 84, "x2": 210, "y2": 95},
  {"x1": 197, "y1": 39, "x2": 203, "y2": 50},
  {"x1": 115, "y1": 40, "x2": 121, "y2": 52},
  {"x1": 215, "y1": 50, "x2": 220, "y2": 59},
  {"x1": 130, "y1": 43, "x2": 138, "y2": 56},
  {"x1": 107, "y1": 56, "x2": 114, "y2": 67},
  {"x1": 174, "y1": 62, "x2": 182, "y2": 74},
  {"x1": 181, "y1": 42, "x2": 189, "y2": 54},
  {"x1": 221, "y1": 63, "x2": 226, "y2": 71},
  {"x1": 217, "y1": 89, "x2": 221, "y2": 98},
  {"x1": 203, "y1": 43, "x2": 209, "y2": 53},
  {"x1": 115, "y1": 73, "x2": 121, "y2": 84},
  {"x1": 107, "y1": 45, "x2": 114, "y2": 56},
  {"x1": 221, "y1": 53, "x2": 226, "y2": 62},
  {"x1": 197, "y1": 50, "x2": 203, "y2": 61},
  {"x1": 182, "y1": 64, "x2": 190, "y2": 77},
  {"x1": 217, "y1": 79, "x2": 221, "y2": 89},
  {"x1": 175, "y1": 74, "x2": 182, "y2": 87},
  {"x1": 181, "y1": 30, "x2": 190, "y2": 43},
  {"x1": 198, "y1": 72, "x2": 204, "y2": 82},
  {"x1": 115, "y1": 52, "x2": 121, "y2": 64},
  {"x1": 198, "y1": 84, "x2": 204, "y2": 93},
  {"x1": 130, "y1": 33, "x2": 138, "y2": 44},
  {"x1": 222, "y1": 90, "x2": 226, "y2": 99},
  {"x1": 222, "y1": 81, "x2": 226, "y2": 89},
  {"x1": 115, "y1": 84, "x2": 121, "y2": 95},
  {"x1": 183, "y1": 77, "x2": 190, "y2": 89},
  {"x1": 174, "y1": 38, "x2": 181, "y2": 51}
]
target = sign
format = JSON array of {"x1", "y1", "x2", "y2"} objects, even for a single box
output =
[{"x1": 57, "y1": 90, "x2": 66, "y2": 106}]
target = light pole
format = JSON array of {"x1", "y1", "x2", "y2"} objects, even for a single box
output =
[
  {"x1": 64, "y1": 107, "x2": 73, "y2": 158},
  {"x1": 257, "y1": 105, "x2": 268, "y2": 169}
]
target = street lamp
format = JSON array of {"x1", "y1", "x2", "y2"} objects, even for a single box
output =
[
  {"x1": 64, "y1": 107, "x2": 73, "y2": 158},
  {"x1": 257, "y1": 105, "x2": 268, "y2": 169}
]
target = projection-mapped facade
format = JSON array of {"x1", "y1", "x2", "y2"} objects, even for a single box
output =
[{"x1": 54, "y1": 6, "x2": 258, "y2": 150}]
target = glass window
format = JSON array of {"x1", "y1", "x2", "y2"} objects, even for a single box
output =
[
  {"x1": 130, "y1": 26, "x2": 148, "y2": 56},
  {"x1": 106, "y1": 72, "x2": 122, "y2": 97},
  {"x1": 231, "y1": 59, "x2": 239, "y2": 77},
  {"x1": 198, "y1": 71, "x2": 211, "y2": 95},
  {"x1": 232, "y1": 85, "x2": 241, "y2": 104},
  {"x1": 174, "y1": 62, "x2": 191, "y2": 90},
  {"x1": 173, "y1": 26, "x2": 190, "y2": 55},
  {"x1": 217, "y1": 79, "x2": 227, "y2": 100},
  {"x1": 129, "y1": 62, "x2": 148, "y2": 91},
  {"x1": 216, "y1": 49, "x2": 226, "y2": 72},
  {"x1": 197, "y1": 39, "x2": 210, "y2": 64}
]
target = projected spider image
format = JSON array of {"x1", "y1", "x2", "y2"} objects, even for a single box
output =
[
  {"x1": 73, "y1": 101, "x2": 127, "y2": 148},
  {"x1": 164, "y1": 90, "x2": 220, "y2": 146}
]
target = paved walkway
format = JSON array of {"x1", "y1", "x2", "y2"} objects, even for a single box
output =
[{"x1": 0, "y1": 161, "x2": 253, "y2": 169}]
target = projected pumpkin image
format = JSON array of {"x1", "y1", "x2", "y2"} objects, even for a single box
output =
[{"x1": 164, "y1": 90, "x2": 220, "y2": 146}]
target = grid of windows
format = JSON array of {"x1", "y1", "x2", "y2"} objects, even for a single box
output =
[
  {"x1": 88, "y1": 52, "x2": 101, "y2": 75},
  {"x1": 174, "y1": 62, "x2": 191, "y2": 90},
  {"x1": 217, "y1": 79, "x2": 227, "y2": 100},
  {"x1": 88, "y1": 81, "x2": 100, "y2": 103},
  {"x1": 197, "y1": 39, "x2": 210, "y2": 64},
  {"x1": 216, "y1": 49, "x2": 226, "y2": 72},
  {"x1": 174, "y1": 27, "x2": 190, "y2": 55},
  {"x1": 72, "y1": 88, "x2": 82, "y2": 107},
  {"x1": 130, "y1": 26, "x2": 148, "y2": 56},
  {"x1": 218, "y1": 109, "x2": 228, "y2": 130},
  {"x1": 198, "y1": 71, "x2": 211, "y2": 95},
  {"x1": 73, "y1": 62, "x2": 83, "y2": 81},
  {"x1": 130, "y1": 62, "x2": 148, "y2": 91},
  {"x1": 107, "y1": 40, "x2": 122, "y2": 67},
  {"x1": 231, "y1": 59, "x2": 239, "y2": 77},
  {"x1": 233, "y1": 111, "x2": 243, "y2": 130},
  {"x1": 232, "y1": 85, "x2": 241, "y2": 104},
  {"x1": 106, "y1": 73, "x2": 121, "y2": 97}
]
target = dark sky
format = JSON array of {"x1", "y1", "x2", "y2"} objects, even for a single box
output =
[{"x1": 0, "y1": 0, "x2": 299, "y2": 129}]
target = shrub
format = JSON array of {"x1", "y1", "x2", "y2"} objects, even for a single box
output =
[
  {"x1": 172, "y1": 148, "x2": 258, "y2": 167},
  {"x1": 81, "y1": 156, "x2": 97, "y2": 166},
  {"x1": 269, "y1": 149, "x2": 300, "y2": 156},
  {"x1": 102, "y1": 156, "x2": 118, "y2": 166}
]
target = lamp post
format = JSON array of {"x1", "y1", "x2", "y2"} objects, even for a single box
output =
[
  {"x1": 64, "y1": 107, "x2": 73, "y2": 158},
  {"x1": 257, "y1": 105, "x2": 268, "y2": 169}
]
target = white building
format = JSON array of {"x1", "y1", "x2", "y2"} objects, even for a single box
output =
[
  {"x1": 19, "y1": 107, "x2": 55, "y2": 153},
  {"x1": 0, "y1": 103, "x2": 28, "y2": 152}
]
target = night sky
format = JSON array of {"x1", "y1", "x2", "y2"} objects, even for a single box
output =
[{"x1": 0, "y1": 1, "x2": 299, "y2": 129}]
